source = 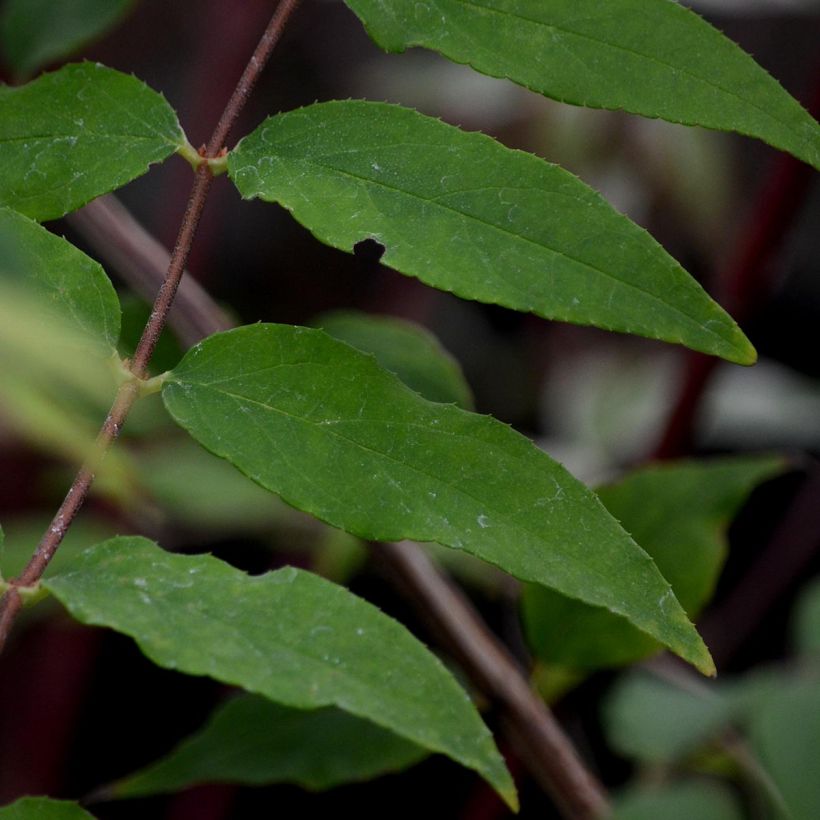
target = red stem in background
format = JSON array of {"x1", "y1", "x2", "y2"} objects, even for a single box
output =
[
  {"x1": 653, "y1": 69, "x2": 820, "y2": 460},
  {"x1": 0, "y1": 0, "x2": 303, "y2": 654}
]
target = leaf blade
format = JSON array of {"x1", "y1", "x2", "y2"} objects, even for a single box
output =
[
  {"x1": 229, "y1": 101, "x2": 754, "y2": 364},
  {"x1": 162, "y1": 323, "x2": 714, "y2": 674},
  {"x1": 44, "y1": 537, "x2": 516, "y2": 809},
  {"x1": 343, "y1": 0, "x2": 820, "y2": 170},
  {"x1": 0, "y1": 62, "x2": 184, "y2": 221},
  {"x1": 316, "y1": 310, "x2": 473, "y2": 409}
]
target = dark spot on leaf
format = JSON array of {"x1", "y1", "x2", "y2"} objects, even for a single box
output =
[{"x1": 354, "y1": 238, "x2": 386, "y2": 263}]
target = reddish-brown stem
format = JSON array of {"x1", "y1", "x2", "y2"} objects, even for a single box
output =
[
  {"x1": 0, "y1": 0, "x2": 302, "y2": 653},
  {"x1": 66, "y1": 195, "x2": 234, "y2": 349},
  {"x1": 653, "y1": 69, "x2": 820, "y2": 460},
  {"x1": 376, "y1": 542, "x2": 610, "y2": 820}
]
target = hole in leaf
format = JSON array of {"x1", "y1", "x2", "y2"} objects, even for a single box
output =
[{"x1": 353, "y1": 238, "x2": 386, "y2": 263}]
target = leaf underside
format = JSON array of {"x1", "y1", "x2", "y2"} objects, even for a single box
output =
[
  {"x1": 230, "y1": 101, "x2": 754, "y2": 365},
  {"x1": 343, "y1": 0, "x2": 820, "y2": 170},
  {"x1": 162, "y1": 323, "x2": 714, "y2": 675},
  {"x1": 44, "y1": 537, "x2": 516, "y2": 809}
]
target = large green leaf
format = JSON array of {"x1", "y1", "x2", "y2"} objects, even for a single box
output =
[
  {"x1": 111, "y1": 694, "x2": 428, "y2": 797},
  {"x1": 162, "y1": 323, "x2": 713, "y2": 674},
  {"x1": 0, "y1": 797, "x2": 95, "y2": 820},
  {"x1": 316, "y1": 310, "x2": 473, "y2": 409},
  {"x1": 0, "y1": 206, "x2": 120, "y2": 350},
  {"x1": 521, "y1": 456, "x2": 783, "y2": 670},
  {"x1": 343, "y1": 0, "x2": 820, "y2": 170},
  {"x1": 0, "y1": 62, "x2": 184, "y2": 221},
  {"x1": 230, "y1": 101, "x2": 754, "y2": 364},
  {"x1": 44, "y1": 537, "x2": 516, "y2": 809},
  {"x1": 0, "y1": 0, "x2": 134, "y2": 79}
]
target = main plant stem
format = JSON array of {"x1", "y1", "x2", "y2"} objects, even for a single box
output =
[{"x1": 0, "y1": 0, "x2": 302, "y2": 654}]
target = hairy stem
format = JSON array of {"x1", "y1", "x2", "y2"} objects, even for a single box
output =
[{"x1": 0, "y1": 0, "x2": 302, "y2": 653}]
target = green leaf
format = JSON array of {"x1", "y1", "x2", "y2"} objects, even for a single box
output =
[
  {"x1": 230, "y1": 101, "x2": 754, "y2": 364},
  {"x1": 748, "y1": 678, "x2": 820, "y2": 820},
  {"x1": 612, "y1": 781, "x2": 744, "y2": 820},
  {"x1": 0, "y1": 0, "x2": 134, "y2": 79},
  {"x1": 521, "y1": 456, "x2": 784, "y2": 670},
  {"x1": 603, "y1": 671, "x2": 730, "y2": 764},
  {"x1": 0, "y1": 205, "x2": 120, "y2": 350},
  {"x1": 0, "y1": 62, "x2": 184, "y2": 221},
  {"x1": 315, "y1": 310, "x2": 473, "y2": 408},
  {"x1": 44, "y1": 537, "x2": 516, "y2": 809},
  {"x1": 111, "y1": 694, "x2": 428, "y2": 797},
  {"x1": 792, "y1": 578, "x2": 820, "y2": 659},
  {"x1": 0, "y1": 797, "x2": 96, "y2": 820},
  {"x1": 162, "y1": 323, "x2": 713, "y2": 675},
  {"x1": 343, "y1": 0, "x2": 820, "y2": 170}
]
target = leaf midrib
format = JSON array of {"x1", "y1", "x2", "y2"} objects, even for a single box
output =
[
  {"x1": 434, "y1": 0, "x2": 811, "y2": 153},
  {"x1": 177, "y1": 377, "x2": 647, "y2": 613},
  {"x1": 261, "y1": 152, "x2": 738, "y2": 355}
]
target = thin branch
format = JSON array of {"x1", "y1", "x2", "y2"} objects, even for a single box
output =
[
  {"x1": 66, "y1": 195, "x2": 233, "y2": 349},
  {"x1": 206, "y1": 0, "x2": 301, "y2": 157},
  {"x1": 62, "y1": 194, "x2": 610, "y2": 819},
  {"x1": 375, "y1": 542, "x2": 610, "y2": 820},
  {"x1": 0, "y1": 0, "x2": 303, "y2": 653}
]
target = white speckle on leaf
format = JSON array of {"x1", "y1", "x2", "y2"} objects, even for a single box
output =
[{"x1": 477, "y1": 514, "x2": 489, "y2": 529}]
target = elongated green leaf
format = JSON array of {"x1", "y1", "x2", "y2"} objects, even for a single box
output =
[
  {"x1": 230, "y1": 101, "x2": 754, "y2": 364},
  {"x1": 343, "y1": 0, "x2": 820, "y2": 170},
  {"x1": 0, "y1": 0, "x2": 134, "y2": 79},
  {"x1": 612, "y1": 782, "x2": 743, "y2": 820},
  {"x1": 522, "y1": 456, "x2": 783, "y2": 670},
  {"x1": 316, "y1": 310, "x2": 473, "y2": 408},
  {"x1": 44, "y1": 537, "x2": 516, "y2": 809},
  {"x1": 0, "y1": 797, "x2": 96, "y2": 820},
  {"x1": 162, "y1": 323, "x2": 713, "y2": 674},
  {"x1": 111, "y1": 694, "x2": 428, "y2": 797},
  {"x1": 0, "y1": 206, "x2": 120, "y2": 350},
  {"x1": 0, "y1": 62, "x2": 184, "y2": 221}
]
